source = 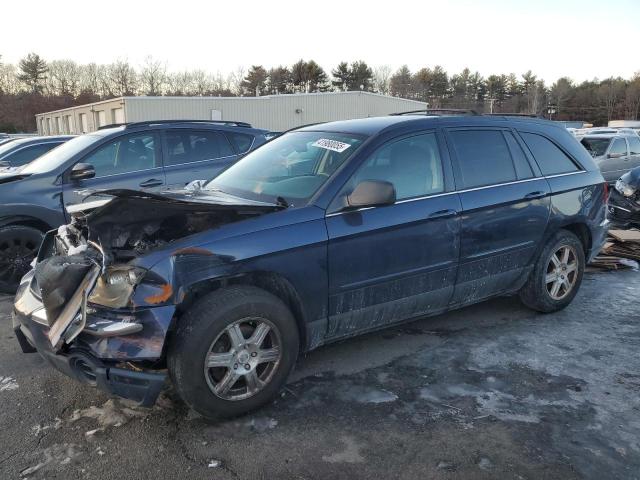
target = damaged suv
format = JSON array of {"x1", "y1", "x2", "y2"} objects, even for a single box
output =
[{"x1": 13, "y1": 113, "x2": 608, "y2": 419}]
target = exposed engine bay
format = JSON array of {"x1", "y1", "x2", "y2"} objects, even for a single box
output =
[{"x1": 32, "y1": 189, "x2": 281, "y2": 347}]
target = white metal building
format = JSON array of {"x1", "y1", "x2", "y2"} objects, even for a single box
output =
[{"x1": 35, "y1": 92, "x2": 427, "y2": 135}]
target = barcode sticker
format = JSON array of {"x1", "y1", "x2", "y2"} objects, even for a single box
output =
[{"x1": 312, "y1": 139, "x2": 352, "y2": 153}]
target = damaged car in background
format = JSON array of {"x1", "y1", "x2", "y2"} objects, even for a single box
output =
[
  {"x1": 13, "y1": 113, "x2": 608, "y2": 419},
  {"x1": 608, "y1": 165, "x2": 640, "y2": 229}
]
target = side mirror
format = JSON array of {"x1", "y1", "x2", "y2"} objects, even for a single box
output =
[
  {"x1": 608, "y1": 152, "x2": 625, "y2": 159},
  {"x1": 70, "y1": 163, "x2": 95, "y2": 181},
  {"x1": 346, "y1": 180, "x2": 396, "y2": 209}
]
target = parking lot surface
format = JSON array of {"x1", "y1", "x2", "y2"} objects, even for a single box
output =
[{"x1": 0, "y1": 270, "x2": 639, "y2": 479}]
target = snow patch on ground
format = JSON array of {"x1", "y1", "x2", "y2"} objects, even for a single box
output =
[
  {"x1": 322, "y1": 436, "x2": 365, "y2": 464},
  {"x1": 337, "y1": 385, "x2": 398, "y2": 404},
  {"x1": 70, "y1": 399, "x2": 148, "y2": 435},
  {"x1": 0, "y1": 376, "x2": 18, "y2": 391},
  {"x1": 20, "y1": 443, "x2": 83, "y2": 478}
]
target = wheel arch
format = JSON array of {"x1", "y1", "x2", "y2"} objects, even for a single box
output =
[
  {"x1": 0, "y1": 215, "x2": 53, "y2": 233},
  {"x1": 560, "y1": 222, "x2": 592, "y2": 256},
  {"x1": 176, "y1": 271, "x2": 309, "y2": 353}
]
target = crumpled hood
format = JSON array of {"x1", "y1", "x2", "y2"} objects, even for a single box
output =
[{"x1": 67, "y1": 188, "x2": 283, "y2": 262}]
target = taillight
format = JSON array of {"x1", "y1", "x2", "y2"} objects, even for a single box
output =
[{"x1": 603, "y1": 182, "x2": 609, "y2": 202}]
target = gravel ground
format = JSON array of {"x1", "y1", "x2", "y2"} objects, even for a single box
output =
[{"x1": 0, "y1": 270, "x2": 639, "y2": 480}]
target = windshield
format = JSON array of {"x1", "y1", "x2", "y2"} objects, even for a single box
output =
[
  {"x1": 580, "y1": 137, "x2": 611, "y2": 157},
  {"x1": 21, "y1": 135, "x2": 101, "y2": 174},
  {"x1": 206, "y1": 131, "x2": 365, "y2": 206}
]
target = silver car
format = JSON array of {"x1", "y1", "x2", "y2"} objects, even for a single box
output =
[{"x1": 580, "y1": 133, "x2": 640, "y2": 183}]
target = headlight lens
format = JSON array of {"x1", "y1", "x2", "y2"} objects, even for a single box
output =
[
  {"x1": 88, "y1": 266, "x2": 146, "y2": 308},
  {"x1": 615, "y1": 179, "x2": 636, "y2": 197}
]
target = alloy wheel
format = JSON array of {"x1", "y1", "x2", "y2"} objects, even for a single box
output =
[
  {"x1": 0, "y1": 237, "x2": 38, "y2": 286},
  {"x1": 545, "y1": 245, "x2": 579, "y2": 300},
  {"x1": 204, "y1": 317, "x2": 282, "y2": 401}
]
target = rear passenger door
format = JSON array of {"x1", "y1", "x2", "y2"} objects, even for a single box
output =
[
  {"x1": 162, "y1": 129, "x2": 238, "y2": 188},
  {"x1": 445, "y1": 128, "x2": 551, "y2": 306}
]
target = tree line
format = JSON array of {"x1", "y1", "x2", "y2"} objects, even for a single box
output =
[{"x1": 1, "y1": 53, "x2": 639, "y2": 132}]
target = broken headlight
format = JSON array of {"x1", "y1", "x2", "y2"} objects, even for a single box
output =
[
  {"x1": 615, "y1": 178, "x2": 636, "y2": 197},
  {"x1": 88, "y1": 266, "x2": 146, "y2": 309}
]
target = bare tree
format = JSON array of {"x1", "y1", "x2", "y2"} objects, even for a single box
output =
[
  {"x1": 229, "y1": 66, "x2": 246, "y2": 95},
  {"x1": 47, "y1": 60, "x2": 81, "y2": 97},
  {"x1": 373, "y1": 65, "x2": 392, "y2": 95},
  {"x1": 139, "y1": 56, "x2": 166, "y2": 96},
  {"x1": 0, "y1": 63, "x2": 20, "y2": 95},
  {"x1": 107, "y1": 60, "x2": 138, "y2": 96}
]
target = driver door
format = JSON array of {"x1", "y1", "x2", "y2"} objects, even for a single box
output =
[
  {"x1": 325, "y1": 131, "x2": 461, "y2": 339},
  {"x1": 62, "y1": 132, "x2": 165, "y2": 208}
]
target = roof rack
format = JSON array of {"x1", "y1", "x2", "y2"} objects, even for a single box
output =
[
  {"x1": 390, "y1": 109, "x2": 479, "y2": 116},
  {"x1": 484, "y1": 113, "x2": 542, "y2": 118},
  {"x1": 99, "y1": 119, "x2": 253, "y2": 130}
]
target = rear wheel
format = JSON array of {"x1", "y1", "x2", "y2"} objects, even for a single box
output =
[
  {"x1": 519, "y1": 229, "x2": 585, "y2": 313},
  {"x1": 168, "y1": 286, "x2": 299, "y2": 420},
  {"x1": 0, "y1": 226, "x2": 43, "y2": 294}
]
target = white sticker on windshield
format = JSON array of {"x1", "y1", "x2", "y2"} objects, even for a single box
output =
[{"x1": 312, "y1": 138, "x2": 352, "y2": 153}]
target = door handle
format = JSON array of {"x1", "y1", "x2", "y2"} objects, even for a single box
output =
[
  {"x1": 139, "y1": 178, "x2": 164, "y2": 188},
  {"x1": 524, "y1": 191, "x2": 546, "y2": 200},
  {"x1": 428, "y1": 209, "x2": 458, "y2": 220}
]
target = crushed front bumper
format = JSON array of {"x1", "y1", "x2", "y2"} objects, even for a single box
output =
[{"x1": 13, "y1": 270, "x2": 176, "y2": 406}]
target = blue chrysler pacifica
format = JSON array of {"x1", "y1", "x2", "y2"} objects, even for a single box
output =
[{"x1": 13, "y1": 112, "x2": 609, "y2": 419}]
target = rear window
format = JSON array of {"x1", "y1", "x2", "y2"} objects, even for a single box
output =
[
  {"x1": 448, "y1": 130, "x2": 518, "y2": 189},
  {"x1": 580, "y1": 137, "x2": 611, "y2": 158},
  {"x1": 520, "y1": 132, "x2": 580, "y2": 176}
]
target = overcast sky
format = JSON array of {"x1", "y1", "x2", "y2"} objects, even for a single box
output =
[{"x1": 1, "y1": 0, "x2": 638, "y2": 83}]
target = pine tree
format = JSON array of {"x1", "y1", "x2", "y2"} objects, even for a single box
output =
[{"x1": 17, "y1": 53, "x2": 48, "y2": 94}]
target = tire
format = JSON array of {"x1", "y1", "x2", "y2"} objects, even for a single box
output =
[
  {"x1": 0, "y1": 225, "x2": 44, "y2": 294},
  {"x1": 519, "y1": 229, "x2": 585, "y2": 313},
  {"x1": 168, "y1": 285, "x2": 299, "y2": 420}
]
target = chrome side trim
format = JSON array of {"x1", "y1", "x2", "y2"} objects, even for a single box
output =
[{"x1": 325, "y1": 171, "x2": 587, "y2": 218}]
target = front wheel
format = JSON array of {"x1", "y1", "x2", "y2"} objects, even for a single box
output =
[
  {"x1": 168, "y1": 286, "x2": 299, "y2": 420},
  {"x1": 0, "y1": 225, "x2": 44, "y2": 294},
  {"x1": 519, "y1": 229, "x2": 585, "y2": 313}
]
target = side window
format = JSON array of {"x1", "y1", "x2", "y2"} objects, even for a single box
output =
[
  {"x1": 449, "y1": 130, "x2": 517, "y2": 189},
  {"x1": 503, "y1": 132, "x2": 534, "y2": 179},
  {"x1": 628, "y1": 136, "x2": 640, "y2": 155},
  {"x1": 609, "y1": 138, "x2": 628, "y2": 156},
  {"x1": 520, "y1": 132, "x2": 580, "y2": 175},
  {"x1": 228, "y1": 132, "x2": 254, "y2": 154},
  {"x1": 165, "y1": 130, "x2": 234, "y2": 166},
  {"x1": 5, "y1": 143, "x2": 60, "y2": 167},
  {"x1": 83, "y1": 133, "x2": 157, "y2": 177},
  {"x1": 344, "y1": 132, "x2": 444, "y2": 201}
]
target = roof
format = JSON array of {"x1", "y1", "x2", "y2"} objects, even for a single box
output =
[
  {"x1": 7, "y1": 135, "x2": 75, "y2": 146},
  {"x1": 299, "y1": 114, "x2": 562, "y2": 136}
]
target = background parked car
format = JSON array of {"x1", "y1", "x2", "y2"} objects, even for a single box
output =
[
  {"x1": 0, "y1": 120, "x2": 270, "y2": 293},
  {"x1": 580, "y1": 132, "x2": 640, "y2": 183},
  {"x1": 0, "y1": 135, "x2": 74, "y2": 170}
]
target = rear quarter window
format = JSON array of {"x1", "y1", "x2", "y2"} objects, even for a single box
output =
[
  {"x1": 227, "y1": 132, "x2": 254, "y2": 154},
  {"x1": 520, "y1": 132, "x2": 580, "y2": 176},
  {"x1": 448, "y1": 129, "x2": 518, "y2": 189}
]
